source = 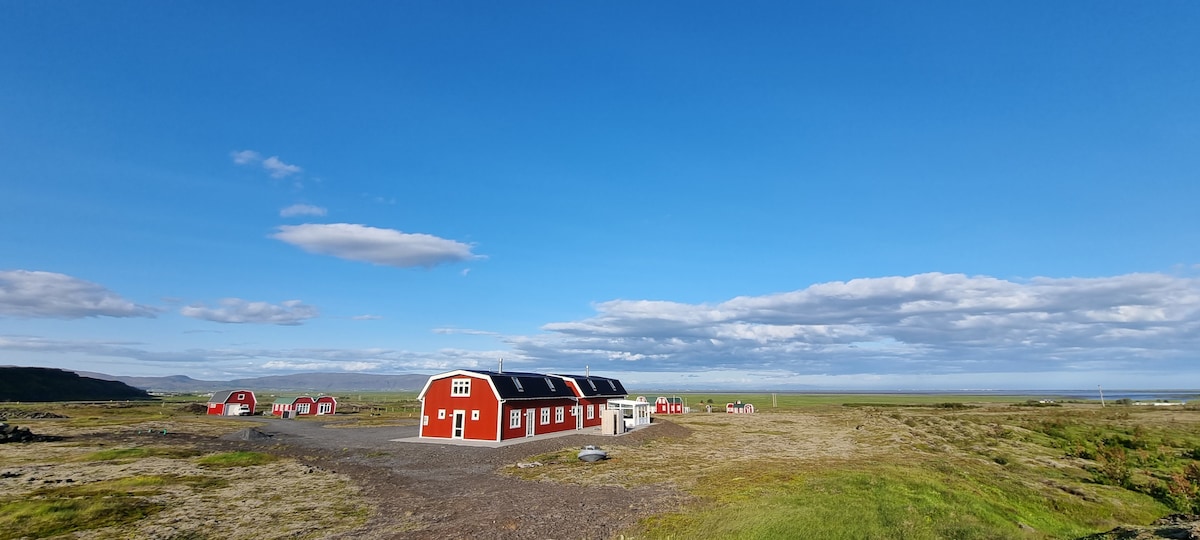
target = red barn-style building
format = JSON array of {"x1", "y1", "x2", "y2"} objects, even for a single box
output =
[
  {"x1": 654, "y1": 396, "x2": 684, "y2": 414},
  {"x1": 271, "y1": 395, "x2": 337, "y2": 416},
  {"x1": 417, "y1": 370, "x2": 627, "y2": 442},
  {"x1": 207, "y1": 390, "x2": 257, "y2": 416}
]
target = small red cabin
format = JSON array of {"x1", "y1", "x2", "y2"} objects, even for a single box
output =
[
  {"x1": 271, "y1": 395, "x2": 338, "y2": 416},
  {"x1": 654, "y1": 396, "x2": 684, "y2": 414},
  {"x1": 418, "y1": 370, "x2": 627, "y2": 442},
  {"x1": 207, "y1": 390, "x2": 257, "y2": 416},
  {"x1": 726, "y1": 401, "x2": 755, "y2": 414}
]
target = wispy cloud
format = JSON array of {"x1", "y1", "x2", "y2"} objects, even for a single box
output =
[
  {"x1": 0, "y1": 270, "x2": 157, "y2": 319},
  {"x1": 262, "y1": 156, "x2": 302, "y2": 178},
  {"x1": 432, "y1": 327, "x2": 499, "y2": 336},
  {"x1": 230, "y1": 150, "x2": 261, "y2": 165},
  {"x1": 279, "y1": 204, "x2": 328, "y2": 217},
  {"x1": 352, "y1": 314, "x2": 384, "y2": 321},
  {"x1": 180, "y1": 298, "x2": 318, "y2": 325},
  {"x1": 272, "y1": 223, "x2": 483, "y2": 268},
  {"x1": 230, "y1": 150, "x2": 303, "y2": 179},
  {"x1": 0, "y1": 335, "x2": 503, "y2": 375}
]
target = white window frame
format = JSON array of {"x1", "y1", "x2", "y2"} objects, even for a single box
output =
[
  {"x1": 540, "y1": 407, "x2": 551, "y2": 425},
  {"x1": 544, "y1": 378, "x2": 555, "y2": 391},
  {"x1": 317, "y1": 402, "x2": 332, "y2": 415},
  {"x1": 587, "y1": 380, "x2": 597, "y2": 391},
  {"x1": 471, "y1": 410, "x2": 480, "y2": 421},
  {"x1": 509, "y1": 409, "x2": 521, "y2": 428},
  {"x1": 297, "y1": 403, "x2": 310, "y2": 415},
  {"x1": 512, "y1": 377, "x2": 524, "y2": 392},
  {"x1": 587, "y1": 404, "x2": 595, "y2": 419},
  {"x1": 438, "y1": 409, "x2": 446, "y2": 419},
  {"x1": 422, "y1": 415, "x2": 429, "y2": 426},
  {"x1": 555, "y1": 406, "x2": 564, "y2": 423},
  {"x1": 451, "y1": 378, "x2": 471, "y2": 397},
  {"x1": 236, "y1": 393, "x2": 245, "y2": 400}
]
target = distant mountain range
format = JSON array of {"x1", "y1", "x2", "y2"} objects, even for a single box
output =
[{"x1": 73, "y1": 371, "x2": 432, "y2": 393}]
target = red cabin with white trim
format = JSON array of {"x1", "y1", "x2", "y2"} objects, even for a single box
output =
[
  {"x1": 655, "y1": 396, "x2": 684, "y2": 414},
  {"x1": 417, "y1": 370, "x2": 627, "y2": 442},
  {"x1": 207, "y1": 390, "x2": 257, "y2": 416},
  {"x1": 726, "y1": 401, "x2": 755, "y2": 414},
  {"x1": 271, "y1": 395, "x2": 338, "y2": 416}
]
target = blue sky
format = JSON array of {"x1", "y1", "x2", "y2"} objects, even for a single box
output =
[{"x1": 2, "y1": 2, "x2": 1198, "y2": 390}]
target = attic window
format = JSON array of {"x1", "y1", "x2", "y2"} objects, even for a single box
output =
[
  {"x1": 451, "y1": 379, "x2": 471, "y2": 396},
  {"x1": 587, "y1": 380, "x2": 597, "y2": 391},
  {"x1": 545, "y1": 378, "x2": 555, "y2": 391},
  {"x1": 607, "y1": 380, "x2": 617, "y2": 391},
  {"x1": 512, "y1": 377, "x2": 524, "y2": 392}
]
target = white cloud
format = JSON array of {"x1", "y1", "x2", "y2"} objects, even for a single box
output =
[
  {"x1": 230, "y1": 150, "x2": 261, "y2": 165},
  {"x1": 352, "y1": 314, "x2": 384, "y2": 321},
  {"x1": 0, "y1": 270, "x2": 157, "y2": 319},
  {"x1": 279, "y1": 204, "x2": 328, "y2": 217},
  {"x1": 231, "y1": 150, "x2": 302, "y2": 179},
  {"x1": 262, "y1": 156, "x2": 302, "y2": 178},
  {"x1": 180, "y1": 298, "x2": 318, "y2": 325},
  {"x1": 272, "y1": 223, "x2": 483, "y2": 268},
  {"x1": 519, "y1": 272, "x2": 1200, "y2": 379}
]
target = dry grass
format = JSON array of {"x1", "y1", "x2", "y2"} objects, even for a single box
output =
[{"x1": 0, "y1": 421, "x2": 368, "y2": 540}]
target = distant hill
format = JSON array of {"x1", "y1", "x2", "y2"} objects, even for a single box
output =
[
  {"x1": 0, "y1": 367, "x2": 153, "y2": 402},
  {"x1": 74, "y1": 371, "x2": 431, "y2": 393}
]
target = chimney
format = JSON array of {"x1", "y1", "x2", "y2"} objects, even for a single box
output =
[
  {"x1": 498, "y1": 358, "x2": 503, "y2": 373},
  {"x1": 585, "y1": 365, "x2": 590, "y2": 377}
]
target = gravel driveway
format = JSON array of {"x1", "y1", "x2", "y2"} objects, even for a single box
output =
[{"x1": 236, "y1": 418, "x2": 692, "y2": 539}]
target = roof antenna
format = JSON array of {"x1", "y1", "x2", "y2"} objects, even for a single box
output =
[{"x1": 498, "y1": 358, "x2": 503, "y2": 374}]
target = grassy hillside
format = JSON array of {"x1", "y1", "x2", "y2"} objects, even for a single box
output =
[{"x1": 0, "y1": 367, "x2": 152, "y2": 402}]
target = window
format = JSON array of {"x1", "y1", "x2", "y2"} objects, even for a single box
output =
[
  {"x1": 438, "y1": 409, "x2": 446, "y2": 419},
  {"x1": 509, "y1": 409, "x2": 521, "y2": 428},
  {"x1": 540, "y1": 407, "x2": 550, "y2": 425},
  {"x1": 555, "y1": 406, "x2": 564, "y2": 423},
  {"x1": 587, "y1": 405, "x2": 594, "y2": 419},
  {"x1": 297, "y1": 403, "x2": 310, "y2": 414},
  {"x1": 598, "y1": 403, "x2": 606, "y2": 411},
  {"x1": 451, "y1": 379, "x2": 471, "y2": 396},
  {"x1": 587, "y1": 380, "x2": 597, "y2": 392},
  {"x1": 422, "y1": 415, "x2": 429, "y2": 426},
  {"x1": 317, "y1": 402, "x2": 332, "y2": 415},
  {"x1": 471, "y1": 410, "x2": 480, "y2": 421},
  {"x1": 236, "y1": 393, "x2": 245, "y2": 400},
  {"x1": 544, "y1": 378, "x2": 555, "y2": 391},
  {"x1": 512, "y1": 377, "x2": 524, "y2": 392},
  {"x1": 607, "y1": 380, "x2": 617, "y2": 391}
]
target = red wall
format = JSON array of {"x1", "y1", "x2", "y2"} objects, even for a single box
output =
[
  {"x1": 421, "y1": 376, "x2": 502, "y2": 440},
  {"x1": 315, "y1": 396, "x2": 337, "y2": 415},
  {"x1": 498, "y1": 398, "x2": 584, "y2": 440}
]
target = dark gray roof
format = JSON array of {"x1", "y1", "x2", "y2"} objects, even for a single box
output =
[
  {"x1": 470, "y1": 371, "x2": 579, "y2": 400},
  {"x1": 209, "y1": 390, "x2": 233, "y2": 404},
  {"x1": 551, "y1": 374, "x2": 627, "y2": 398}
]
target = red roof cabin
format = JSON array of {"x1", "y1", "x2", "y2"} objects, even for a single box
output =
[
  {"x1": 271, "y1": 395, "x2": 338, "y2": 417},
  {"x1": 207, "y1": 390, "x2": 257, "y2": 416},
  {"x1": 417, "y1": 370, "x2": 627, "y2": 442},
  {"x1": 654, "y1": 396, "x2": 685, "y2": 414}
]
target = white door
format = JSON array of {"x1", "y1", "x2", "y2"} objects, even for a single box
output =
[
  {"x1": 525, "y1": 409, "x2": 536, "y2": 437},
  {"x1": 452, "y1": 410, "x2": 466, "y2": 439},
  {"x1": 574, "y1": 405, "x2": 583, "y2": 429}
]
